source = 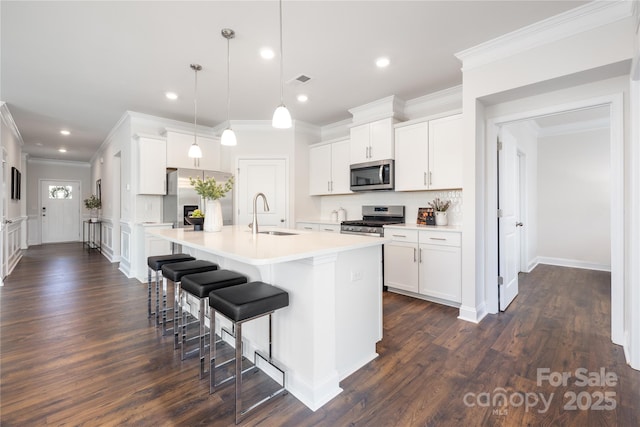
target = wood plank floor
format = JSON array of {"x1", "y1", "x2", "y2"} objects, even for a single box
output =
[{"x1": 1, "y1": 243, "x2": 639, "y2": 426}]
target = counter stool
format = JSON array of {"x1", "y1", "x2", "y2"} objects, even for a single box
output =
[
  {"x1": 209, "y1": 281, "x2": 289, "y2": 424},
  {"x1": 161, "y1": 260, "x2": 218, "y2": 337},
  {"x1": 147, "y1": 254, "x2": 195, "y2": 325},
  {"x1": 179, "y1": 270, "x2": 248, "y2": 377}
]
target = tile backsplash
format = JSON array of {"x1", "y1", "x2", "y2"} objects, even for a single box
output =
[{"x1": 316, "y1": 189, "x2": 463, "y2": 226}]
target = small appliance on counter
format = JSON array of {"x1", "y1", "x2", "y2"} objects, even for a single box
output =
[
  {"x1": 337, "y1": 207, "x2": 347, "y2": 223},
  {"x1": 340, "y1": 205, "x2": 405, "y2": 237}
]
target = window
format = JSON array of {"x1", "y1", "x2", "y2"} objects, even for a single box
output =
[{"x1": 49, "y1": 185, "x2": 72, "y2": 199}]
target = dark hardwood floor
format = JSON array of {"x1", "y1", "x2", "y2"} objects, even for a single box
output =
[{"x1": 1, "y1": 243, "x2": 639, "y2": 426}]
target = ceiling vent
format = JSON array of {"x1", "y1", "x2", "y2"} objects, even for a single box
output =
[{"x1": 288, "y1": 74, "x2": 312, "y2": 85}]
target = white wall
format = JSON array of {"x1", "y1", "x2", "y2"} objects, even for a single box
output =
[{"x1": 537, "y1": 128, "x2": 610, "y2": 269}]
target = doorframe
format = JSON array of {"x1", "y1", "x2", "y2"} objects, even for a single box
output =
[
  {"x1": 39, "y1": 178, "x2": 82, "y2": 244},
  {"x1": 517, "y1": 149, "x2": 527, "y2": 274},
  {"x1": 485, "y1": 93, "x2": 624, "y2": 345}
]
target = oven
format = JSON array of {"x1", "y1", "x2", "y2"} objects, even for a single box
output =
[{"x1": 340, "y1": 205, "x2": 405, "y2": 237}]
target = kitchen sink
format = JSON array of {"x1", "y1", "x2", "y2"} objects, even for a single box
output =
[{"x1": 258, "y1": 231, "x2": 298, "y2": 236}]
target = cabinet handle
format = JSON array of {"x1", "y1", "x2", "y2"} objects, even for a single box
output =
[
  {"x1": 330, "y1": 181, "x2": 334, "y2": 192},
  {"x1": 328, "y1": 181, "x2": 331, "y2": 192},
  {"x1": 419, "y1": 248, "x2": 423, "y2": 263},
  {"x1": 304, "y1": 227, "x2": 313, "y2": 230},
  {"x1": 392, "y1": 234, "x2": 407, "y2": 238},
  {"x1": 429, "y1": 171, "x2": 432, "y2": 186},
  {"x1": 429, "y1": 237, "x2": 446, "y2": 241},
  {"x1": 424, "y1": 172, "x2": 427, "y2": 186},
  {"x1": 413, "y1": 248, "x2": 417, "y2": 262},
  {"x1": 369, "y1": 146, "x2": 373, "y2": 158},
  {"x1": 323, "y1": 228, "x2": 334, "y2": 232}
]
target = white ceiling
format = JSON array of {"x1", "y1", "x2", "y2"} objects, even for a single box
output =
[{"x1": 1, "y1": 1, "x2": 588, "y2": 162}]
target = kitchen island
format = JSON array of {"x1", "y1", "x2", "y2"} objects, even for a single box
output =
[{"x1": 148, "y1": 226, "x2": 389, "y2": 411}]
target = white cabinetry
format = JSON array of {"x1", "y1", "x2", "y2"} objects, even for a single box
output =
[
  {"x1": 383, "y1": 230, "x2": 420, "y2": 293},
  {"x1": 418, "y1": 230, "x2": 461, "y2": 303},
  {"x1": 165, "y1": 130, "x2": 221, "y2": 170},
  {"x1": 350, "y1": 118, "x2": 395, "y2": 164},
  {"x1": 136, "y1": 136, "x2": 166, "y2": 195},
  {"x1": 394, "y1": 114, "x2": 462, "y2": 191},
  {"x1": 309, "y1": 139, "x2": 351, "y2": 195},
  {"x1": 296, "y1": 222, "x2": 341, "y2": 233},
  {"x1": 384, "y1": 227, "x2": 461, "y2": 305}
]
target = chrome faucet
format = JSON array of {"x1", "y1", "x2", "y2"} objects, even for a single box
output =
[{"x1": 250, "y1": 192, "x2": 270, "y2": 235}]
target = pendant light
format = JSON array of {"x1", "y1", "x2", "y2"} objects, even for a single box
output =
[
  {"x1": 220, "y1": 28, "x2": 237, "y2": 146},
  {"x1": 188, "y1": 63, "x2": 203, "y2": 160},
  {"x1": 272, "y1": 0, "x2": 292, "y2": 129}
]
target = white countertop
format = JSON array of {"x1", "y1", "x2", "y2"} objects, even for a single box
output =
[
  {"x1": 296, "y1": 219, "x2": 342, "y2": 226},
  {"x1": 149, "y1": 225, "x2": 389, "y2": 266},
  {"x1": 384, "y1": 223, "x2": 462, "y2": 232}
]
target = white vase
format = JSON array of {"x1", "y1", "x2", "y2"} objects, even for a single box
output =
[
  {"x1": 435, "y1": 211, "x2": 448, "y2": 226},
  {"x1": 204, "y1": 199, "x2": 223, "y2": 232},
  {"x1": 90, "y1": 209, "x2": 99, "y2": 222}
]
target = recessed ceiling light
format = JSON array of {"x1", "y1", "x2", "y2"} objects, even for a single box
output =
[
  {"x1": 60, "y1": 130, "x2": 70, "y2": 135},
  {"x1": 165, "y1": 92, "x2": 178, "y2": 100},
  {"x1": 58, "y1": 148, "x2": 67, "y2": 153},
  {"x1": 297, "y1": 94, "x2": 308, "y2": 103},
  {"x1": 376, "y1": 57, "x2": 390, "y2": 68},
  {"x1": 260, "y1": 48, "x2": 275, "y2": 60},
  {"x1": 35, "y1": 142, "x2": 43, "y2": 146}
]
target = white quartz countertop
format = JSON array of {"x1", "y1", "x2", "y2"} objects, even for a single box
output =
[
  {"x1": 149, "y1": 225, "x2": 389, "y2": 266},
  {"x1": 384, "y1": 223, "x2": 462, "y2": 232}
]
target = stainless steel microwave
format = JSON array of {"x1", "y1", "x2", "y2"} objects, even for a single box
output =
[{"x1": 350, "y1": 159, "x2": 394, "y2": 191}]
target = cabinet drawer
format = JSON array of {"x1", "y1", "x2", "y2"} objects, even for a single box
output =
[
  {"x1": 296, "y1": 222, "x2": 319, "y2": 231},
  {"x1": 319, "y1": 224, "x2": 340, "y2": 233},
  {"x1": 419, "y1": 231, "x2": 461, "y2": 247},
  {"x1": 384, "y1": 229, "x2": 418, "y2": 243}
]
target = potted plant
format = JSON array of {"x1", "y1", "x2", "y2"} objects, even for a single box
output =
[
  {"x1": 84, "y1": 194, "x2": 102, "y2": 222},
  {"x1": 428, "y1": 197, "x2": 451, "y2": 226},
  {"x1": 189, "y1": 176, "x2": 234, "y2": 232}
]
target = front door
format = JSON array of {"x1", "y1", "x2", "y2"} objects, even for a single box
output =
[
  {"x1": 41, "y1": 180, "x2": 81, "y2": 243},
  {"x1": 236, "y1": 159, "x2": 288, "y2": 229},
  {"x1": 498, "y1": 128, "x2": 519, "y2": 311}
]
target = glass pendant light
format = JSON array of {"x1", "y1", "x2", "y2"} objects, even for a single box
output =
[
  {"x1": 221, "y1": 28, "x2": 237, "y2": 146},
  {"x1": 188, "y1": 64, "x2": 203, "y2": 159},
  {"x1": 272, "y1": 0, "x2": 292, "y2": 129}
]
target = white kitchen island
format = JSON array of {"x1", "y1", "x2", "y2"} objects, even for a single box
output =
[{"x1": 148, "y1": 226, "x2": 389, "y2": 411}]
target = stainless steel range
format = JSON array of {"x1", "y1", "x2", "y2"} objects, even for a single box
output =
[{"x1": 340, "y1": 205, "x2": 405, "y2": 237}]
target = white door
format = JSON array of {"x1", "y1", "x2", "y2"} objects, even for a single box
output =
[
  {"x1": 498, "y1": 128, "x2": 519, "y2": 311},
  {"x1": 41, "y1": 180, "x2": 81, "y2": 243},
  {"x1": 237, "y1": 159, "x2": 287, "y2": 229}
]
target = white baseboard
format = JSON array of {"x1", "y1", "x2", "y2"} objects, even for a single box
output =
[{"x1": 535, "y1": 256, "x2": 611, "y2": 272}]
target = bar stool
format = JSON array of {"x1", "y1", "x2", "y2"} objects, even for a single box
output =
[
  {"x1": 147, "y1": 254, "x2": 195, "y2": 325},
  {"x1": 161, "y1": 260, "x2": 218, "y2": 337},
  {"x1": 179, "y1": 270, "x2": 248, "y2": 377},
  {"x1": 209, "y1": 281, "x2": 289, "y2": 424}
]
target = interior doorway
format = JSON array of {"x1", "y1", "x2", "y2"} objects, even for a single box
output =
[
  {"x1": 40, "y1": 180, "x2": 81, "y2": 243},
  {"x1": 487, "y1": 93, "x2": 623, "y2": 345}
]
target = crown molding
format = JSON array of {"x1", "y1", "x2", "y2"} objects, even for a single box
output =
[
  {"x1": 27, "y1": 157, "x2": 90, "y2": 167},
  {"x1": 348, "y1": 95, "x2": 406, "y2": 125},
  {"x1": 0, "y1": 103, "x2": 24, "y2": 146},
  {"x1": 455, "y1": 0, "x2": 635, "y2": 71}
]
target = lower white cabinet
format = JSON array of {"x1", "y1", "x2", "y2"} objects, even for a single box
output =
[
  {"x1": 296, "y1": 222, "x2": 341, "y2": 233},
  {"x1": 384, "y1": 228, "x2": 461, "y2": 305}
]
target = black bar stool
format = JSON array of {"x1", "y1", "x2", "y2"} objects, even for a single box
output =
[
  {"x1": 147, "y1": 254, "x2": 195, "y2": 325},
  {"x1": 209, "y1": 281, "x2": 289, "y2": 424},
  {"x1": 161, "y1": 260, "x2": 218, "y2": 337},
  {"x1": 179, "y1": 270, "x2": 248, "y2": 377}
]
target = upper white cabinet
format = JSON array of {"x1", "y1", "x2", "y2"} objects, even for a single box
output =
[
  {"x1": 165, "y1": 130, "x2": 221, "y2": 171},
  {"x1": 394, "y1": 114, "x2": 463, "y2": 191},
  {"x1": 350, "y1": 118, "x2": 395, "y2": 164},
  {"x1": 136, "y1": 136, "x2": 166, "y2": 195},
  {"x1": 309, "y1": 138, "x2": 351, "y2": 195}
]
